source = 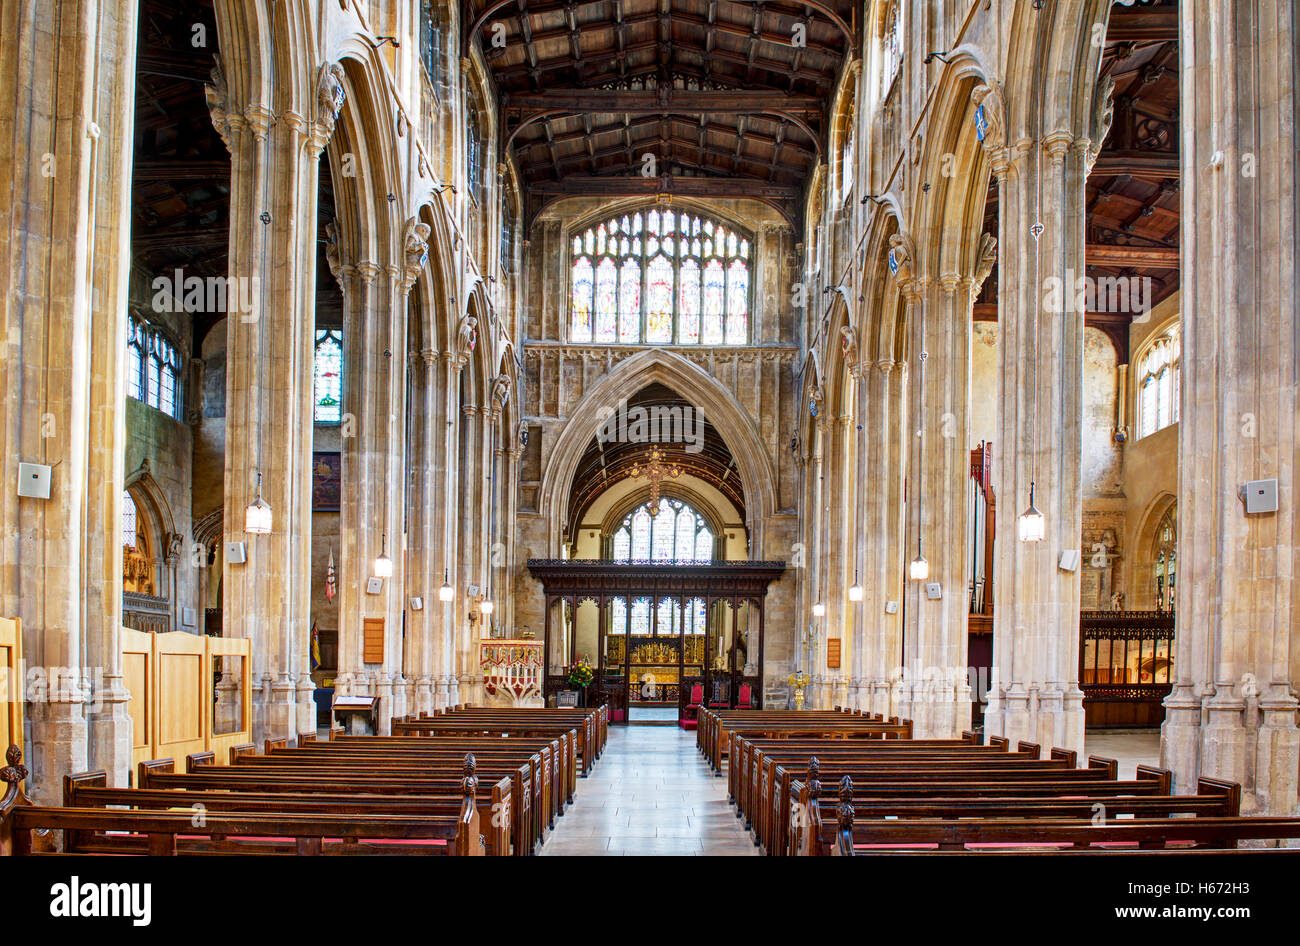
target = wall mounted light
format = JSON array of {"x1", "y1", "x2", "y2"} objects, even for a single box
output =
[{"x1": 245, "y1": 471, "x2": 272, "y2": 534}]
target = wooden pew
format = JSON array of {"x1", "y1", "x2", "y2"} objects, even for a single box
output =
[
  {"x1": 805, "y1": 773, "x2": 1300, "y2": 854},
  {"x1": 0, "y1": 745, "x2": 487, "y2": 856}
]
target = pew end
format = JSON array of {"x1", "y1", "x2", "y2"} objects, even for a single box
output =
[
  {"x1": 1196, "y1": 777, "x2": 1242, "y2": 815},
  {"x1": 229, "y1": 743, "x2": 257, "y2": 764},
  {"x1": 138, "y1": 757, "x2": 174, "y2": 789},
  {"x1": 187, "y1": 751, "x2": 216, "y2": 772},
  {"x1": 1049, "y1": 747, "x2": 1078, "y2": 768},
  {"x1": 1087, "y1": 755, "x2": 1119, "y2": 779},
  {"x1": 1017, "y1": 741, "x2": 1041, "y2": 759},
  {"x1": 1136, "y1": 764, "x2": 1173, "y2": 794}
]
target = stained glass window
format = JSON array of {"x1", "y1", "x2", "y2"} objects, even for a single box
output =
[
  {"x1": 122, "y1": 490, "x2": 138, "y2": 549},
  {"x1": 656, "y1": 598, "x2": 680, "y2": 637},
  {"x1": 685, "y1": 597, "x2": 706, "y2": 635},
  {"x1": 1137, "y1": 325, "x2": 1180, "y2": 438},
  {"x1": 313, "y1": 329, "x2": 343, "y2": 423},
  {"x1": 610, "y1": 597, "x2": 627, "y2": 635},
  {"x1": 126, "y1": 314, "x2": 182, "y2": 420},
  {"x1": 611, "y1": 498, "x2": 713, "y2": 564},
  {"x1": 1153, "y1": 506, "x2": 1177, "y2": 613},
  {"x1": 568, "y1": 208, "x2": 750, "y2": 344},
  {"x1": 629, "y1": 597, "x2": 651, "y2": 636}
]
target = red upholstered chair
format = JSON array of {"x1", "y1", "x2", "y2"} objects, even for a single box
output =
[
  {"x1": 680, "y1": 683, "x2": 704, "y2": 730},
  {"x1": 736, "y1": 683, "x2": 753, "y2": 709}
]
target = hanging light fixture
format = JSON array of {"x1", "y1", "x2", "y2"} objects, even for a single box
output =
[
  {"x1": 479, "y1": 599, "x2": 494, "y2": 616},
  {"x1": 373, "y1": 533, "x2": 393, "y2": 578},
  {"x1": 244, "y1": 471, "x2": 272, "y2": 534},
  {"x1": 439, "y1": 568, "x2": 454, "y2": 602},
  {"x1": 847, "y1": 571, "x2": 863, "y2": 602},
  {"x1": 909, "y1": 553, "x2": 930, "y2": 582},
  {"x1": 910, "y1": 293, "x2": 930, "y2": 581},
  {"x1": 811, "y1": 601, "x2": 826, "y2": 618},
  {"x1": 1018, "y1": 481, "x2": 1046, "y2": 542},
  {"x1": 1019, "y1": 94, "x2": 1048, "y2": 544}
]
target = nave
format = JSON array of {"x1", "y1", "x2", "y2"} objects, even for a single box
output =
[{"x1": 538, "y1": 722, "x2": 758, "y2": 856}]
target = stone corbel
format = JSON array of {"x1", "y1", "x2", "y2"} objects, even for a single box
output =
[
  {"x1": 972, "y1": 232, "x2": 998, "y2": 295},
  {"x1": 402, "y1": 218, "x2": 432, "y2": 292},
  {"x1": 1085, "y1": 75, "x2": 1116, "y2": 175},
  {"x1": 454, "y1": 314, "x2": 478, "y2": 371},
  {"x1": 970, "y1": 81, "x2": 1009, "y2": 174},
  {"x1": 205, "y1": 60, "x2": 232, "y2": 148},
  {"x1": 315, "y1": 62, "x2": 348, "y2": 149},
  {"x1": 1043, "y1": 129, "x2": 1074, "y2": 169},
  {"x1": 885, "y1": 231, "x2": 917, "y2": 289}
]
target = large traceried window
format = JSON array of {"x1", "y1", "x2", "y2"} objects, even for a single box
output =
[
  {"x1": 313, "y1": 329, "x2": 343, "y2": 423},
  {"x1": 126, "y1": 315, "x2": 182, "y2": 419},
  {"x1": 881, "y1": 1, "x2": 902, "y2": 93},
  {"x1": 1137, "y1": 324, "x2": 1180, "y2": 438},
  {"x1": 607, "y1": 595, "x2": 706, "y2": 636},
  {"x1": 569, "y1": 208, "x2": 751, "y2": 345},
  {"x1": 419, "y1": 0, "x2": 443, "y2": 92},
  {"x1": 610, "y1": 497, "x2": 714, "y2": 563},
  {"x1": 466, "y1": 101, "x2": 482, "y2": 204}
]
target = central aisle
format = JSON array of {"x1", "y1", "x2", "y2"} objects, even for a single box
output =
[{"x1": 537, "y1": 722, "x2": 759, "y2": 856}]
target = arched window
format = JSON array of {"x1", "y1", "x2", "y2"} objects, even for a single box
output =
[
  {"x1": 1153, "y1": 505, "x2": 1176, "y2": 612},
  {"x1": 840, "y1": 120, "x2": 856, "y2": 201},
  {"x1": 313, "y1": 329, "x2": 343, "y2": 423},
  {"x1": 569, "y1": 209, "x2": 751, "y2": 345},
  {"x1": 881, "y1": 1, "x2": 902, "y2": 93},
  {"x1": 419, "y1": 0, "x2": 443, "y2": 91},
  {"x1": 610, "y1": 497, "x2": 713, "y2": 563},
  {"x1": 500, "y1": 195, "x2": 516, "y2": 276},
  {"x1": 121, "y1": 489, "x2": 156, "y2": 597},
  {"x1": 466, "y1": 100, "x2": 482, "y2": 204},
  {"x1": 126, "y1": 315, "x2": 182, "y2": 419},
  {"x1": 1137, "y1": 324, "x2": 1180, "y2": 438}
]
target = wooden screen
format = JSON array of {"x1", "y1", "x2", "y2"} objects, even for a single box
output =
[{"x1": 363, "y1": 617, "x2": 385, "y2": 664}]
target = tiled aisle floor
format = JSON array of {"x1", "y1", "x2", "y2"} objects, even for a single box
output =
[{"x1": 537, "y1": 722, "x2": 759, "y2": 856}]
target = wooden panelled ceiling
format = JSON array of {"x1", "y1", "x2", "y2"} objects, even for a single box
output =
[
  {"x1": 470, "y1": 0, "x2": 858, "y2": 229},
  {"x1": 976, "y1": 0, "x2": 1179, "y2": 360},
  {"x1": 568, "y1": 382, "x2": 745, "y2": 536}
]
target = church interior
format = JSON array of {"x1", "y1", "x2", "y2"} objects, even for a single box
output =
[{"x1": 2, "y1": 0, "x2": 1299, "y2": 873}]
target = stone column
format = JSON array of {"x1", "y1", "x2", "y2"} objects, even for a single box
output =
[
  {"x1": 0, "y1": 0, "x2": 139, "y2": 797},
  {"x1": 1160, "y1": 0, "x2": 1300, "y2": 816},
  {"x1": 901, "y1": 269, "x2": 976, "y2": 737},
  {"x1": 860, "y1": 348, "x2": 907, "y2": 718},
  {"x1": 985, "y1": 129, "x2": 1087, "y2": 758},
  {"x1": 209, "y1": 63, "x2": 340, "y2": 745}
]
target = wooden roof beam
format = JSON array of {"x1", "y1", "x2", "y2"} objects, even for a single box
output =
[{"x1": 503, "y1": 88, "x2": 824, "y2": 115}]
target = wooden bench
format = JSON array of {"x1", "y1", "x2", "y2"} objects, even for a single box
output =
[
  {"x1": 0, "y1": 745, "x2": 487, "y2": 856},
  {"x1": 803, "y1": 772, "x2": 1300, "y2": 854}
]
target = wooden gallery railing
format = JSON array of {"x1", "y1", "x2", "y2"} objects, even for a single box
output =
[{"x1": 1078, "y1": 610, "x2": 1175, "y2": 728}]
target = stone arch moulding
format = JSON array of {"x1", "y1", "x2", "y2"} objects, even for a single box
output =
[{"x1": 539, "y1": 349, "x2": 779, "y2": 556}]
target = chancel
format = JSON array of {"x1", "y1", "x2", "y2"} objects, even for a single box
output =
[{"x1": 1, "y1": 0, "x2": 1298, "y2": 876}]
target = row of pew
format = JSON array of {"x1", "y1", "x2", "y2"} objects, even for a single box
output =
[
  {"x1": 0, "y1": 706, "x2": 605, "y2": 856},
  {"x1": 703, "y1": 708, "x2": 1300, "y2": 855}
]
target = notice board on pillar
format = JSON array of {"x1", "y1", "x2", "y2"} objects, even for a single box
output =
[
  {"x1": 826, "y1": 638, "x2": 841, "y2": 669},
  {"x1": 362, "y1": 618, "x2": 385, "y2": 664}
]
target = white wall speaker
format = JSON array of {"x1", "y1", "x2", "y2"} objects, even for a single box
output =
[
  {"x1": 224, "y1": 541, "x2": 247, "y2": 564},
  {"x1": 1241, "y1": 479, "x2": 1279, "y2": 514},
  {"x1": 925, "y1": 582, "x2": 942, "y2": 600},
  {"x1": 1058, "y1": 549, "x2": 1080, "y2": 572},
  {"x1": 16, "y1": 462, "x2": 51, "y2": 499}
]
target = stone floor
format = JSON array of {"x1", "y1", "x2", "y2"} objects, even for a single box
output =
[
  {"x1": 537, "y1": 722, "x2": 759, "y2": 856},
  {"x1": 1084, "y1": 728, "x2": 1162, "y2": 779},
  {"x1": 535, "y1": 724, "x2": 1164, "y2": 855}
]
